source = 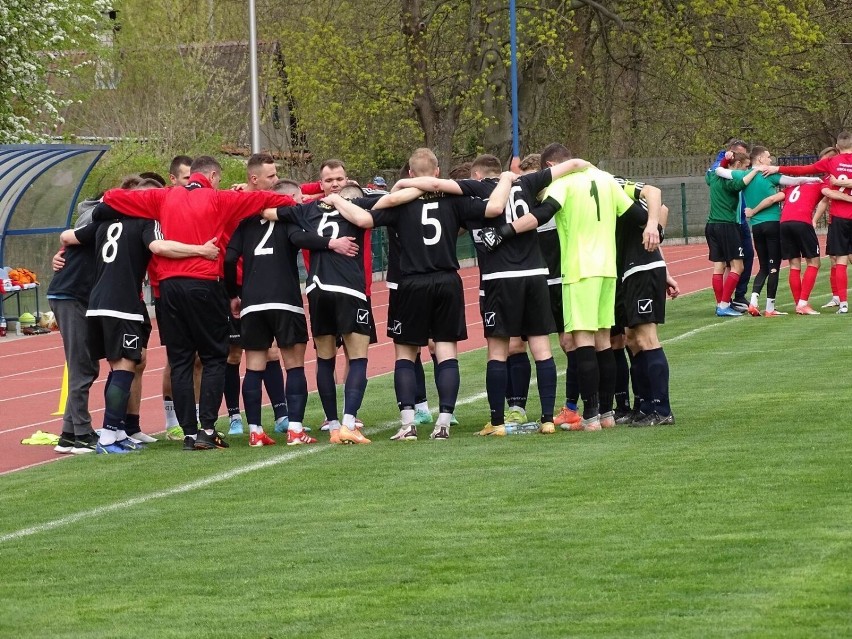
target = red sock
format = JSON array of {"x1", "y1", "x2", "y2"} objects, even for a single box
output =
[
  {"x1": 800, "y1": 265, "x2": 818, "y2": 303},
  {"x1": 721, "y1": 272, "x2": 740, "y2": 303},
  {"x1": 712, "y1": 273, "x2": 724, "y2": 303},
  {"x1": 837, "y1": 264, "x2": 848, "y2": 303},
  {"x1": 830, "y1": 264, "x2": 839, "y2": 296},
  {"x1": 789, "y1": 268, "x2": 802, "y2": 303}
]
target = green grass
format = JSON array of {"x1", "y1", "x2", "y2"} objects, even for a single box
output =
[{"x1": 0, "y1": 280, "x2": 850, "y2": 638}]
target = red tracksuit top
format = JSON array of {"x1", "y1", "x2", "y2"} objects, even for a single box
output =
[{"x1": 103, "y1": 173, "x2": 295, "y2": 282}]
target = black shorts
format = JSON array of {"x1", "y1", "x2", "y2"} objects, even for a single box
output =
[
  {"x1": 391, "y1": 271, "x2": 467, "y2": 346},
  {"x1": 617, "y1": 268, "x2": 667, "y2": 328},
  {"x1": 87, "y1": 316, "x2": 146, "y2": 363},
  {"x1": 228, "y1": 314, "x2": 242, "y2": 346},
  {"x1": 781, "y1": 221, "x2": 820, "y2": 260},
  {"x1": 307, "y1": 289, "x2": 372, "y2": 338},
  {"x1": 140, "y1": 303, "x2": 152, "y2": 349},
  {"x1": 154, "y1": 296, "x2": 167, "y2": 347},
  {"x1": 367, "y1": 295, "x2": 378, "y2": 344},
  {"x1": 481, "y1": 275, "x2": 556, "y2": 338},
  {"x1": 386, "y1": 285, "x2": 400, "y2": 340},
  {"x1": 240, "y1": 309, "x2": 308, "y2": 350},
  {"x1": 548, "y1": 282, "x2": 564, "y2": 333},
  {"x1": 705, "y1": 222, "x2": 744, "y2": 263},
  {"x1": 827, "y1": 217, "x2": 852, "y2": 256}
]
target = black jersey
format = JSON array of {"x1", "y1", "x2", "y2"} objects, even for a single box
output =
[
  {"x1": 370, "y1": 192, "x2": 486, "y2": 275},
  {"x1": 615, "y1": 199, "x2": 666, "y2": 280},
  {"x1": 459, "y1": 171, "x2": 552, "y2": 282},
  {"x1": 83, "y1": 217, "x2": 159, "y2": 321},
  {"x1": 226, "y1": 216, "x2": 305, "y2": 317},
  {"x1": 280, "y1": 200, "x2": 367, "y2": 300},
  {"x1": 47, "y1": 242, "x2": 96, "y2": 305}
]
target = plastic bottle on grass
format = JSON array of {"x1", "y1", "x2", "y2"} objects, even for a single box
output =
[{"x1": 504, "y1": 422, "x2": 539, "y2": 435}]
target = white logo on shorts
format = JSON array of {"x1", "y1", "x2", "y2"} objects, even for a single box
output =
[
  {"x1": 123, "y1": 334, "x2": 139, "y2": 349},
  {"x1": 471, "y1": 229, "x2": 484, "y2": 243},
  {"x1": 357, "y1": 309, "x2": 369, "y2": 325},
  {"x1": 637, "y1": 299, "x2": 653, "y2": 314},
  {"x1": 484, "y1": 312, "x2": 496, "y2": 327},
  {"x1": 391, "y1": 320, "x2": 402, "y2": 334}
]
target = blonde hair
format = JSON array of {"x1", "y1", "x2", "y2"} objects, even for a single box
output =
[{"x1": 408, "y1": 148, "x2": 438, "y2": 177}]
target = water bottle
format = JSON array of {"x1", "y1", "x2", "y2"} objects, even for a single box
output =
[
  {"x1": 0, "y1": 316, "x2": 6, "y2": 337},
  {"x1": 504, "y1": 422, "x2": 539, "y2": 435}
]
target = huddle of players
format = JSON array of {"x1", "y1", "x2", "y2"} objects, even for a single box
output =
[
  {"x1": 705, "y1": 134, "x2": 852, "y2": 317},
  {"x1": 56, "y1": 141, "x2": 678, "y2": 454}
]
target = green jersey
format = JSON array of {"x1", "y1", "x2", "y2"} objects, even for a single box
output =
[
  {"x1": 730, "y1": 170, "x2": 782, "y2": 225},
  {"x1": 543, "y1": 168, "x2": 634, "y2": 284},
  {"x1": 706, "y1": 171, "x2": 748, "y2": 224}
]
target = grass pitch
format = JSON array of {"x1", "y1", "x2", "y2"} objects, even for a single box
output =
[{"x1": 0, "y1": 280, "x2": 850, "y2": 638}]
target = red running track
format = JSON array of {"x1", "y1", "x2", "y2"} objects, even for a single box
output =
[{"x1": 0, "y1": 247, "x2": 713, "y2": 475}]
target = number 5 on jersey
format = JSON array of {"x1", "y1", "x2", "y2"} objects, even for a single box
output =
[{"x1": 422, "y1": 202, "x2": 442, "y2": 245}]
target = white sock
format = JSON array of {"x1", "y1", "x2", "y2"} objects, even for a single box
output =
[
  {"x1": 766, "y1": 298, "x2": 775, "y2": 312},
  {"x1": 415, "y1": 401, "x2": 429, "y2": 412},
  {"x1": 750, "y1": 292, "x2": 759, "y2": 307},
  {"x1": 164, "y1": 400, "x2": 179, "y2": 428},
  {"x1": 195, "y1": 404, "x2": 200, "y2": 422},
  {"x1": 249, "y1": 424, "x2": 263, "y2": 434},
  {"x1": 719, "y1": 301, "x2": 731, "y2": 309},
  {"x1": 797, "y1": 299, "x2": 807, "y2": 307},
  {"x1": 289, "y1": 421, "x2": 303, "y2": 433},
  {"x1": 99, "y1": 428, "x2": 117, "y2": 445},
  {"x1": 437, "y1": 412, "x2": 452, "y2": 427},
  {"x1": 833, "y1": 295, "x2": 841, "y2": 303},
  {"x1": 400, "y1": 408, "x2": 415, "y2": 425},
  {"x1": 328, "y1": 419, "x2": 341, "y2": 431},
  {"x1": 342, "y1": 414, "x2": 356, "y2": 428}
]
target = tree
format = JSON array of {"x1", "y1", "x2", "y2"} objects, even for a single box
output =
[{"x1": 0, "y1": 0, "x2": 111, "y2": 143}]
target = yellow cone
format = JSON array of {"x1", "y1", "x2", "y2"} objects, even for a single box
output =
[{"x1": 53, "y1": 363, "x2": 69, "y2": 416}]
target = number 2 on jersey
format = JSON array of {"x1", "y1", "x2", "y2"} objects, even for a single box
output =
[
  {"x1": 421, "y1": 202, "x2": 442, "y2": 245},
  {"x1": 254, "y1": 220, "x2": 275, "y2": 255}
]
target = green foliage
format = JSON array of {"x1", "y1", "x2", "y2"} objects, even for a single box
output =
[{"x1": 0, "y1": 0, "x2": 111, "y2": 142}]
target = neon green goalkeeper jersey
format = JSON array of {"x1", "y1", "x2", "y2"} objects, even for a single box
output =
[{"x1": 543, "y1": 167, "x2": 635, "y2": 284}]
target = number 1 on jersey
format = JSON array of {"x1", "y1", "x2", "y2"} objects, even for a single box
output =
[{"x1": 590, "y1": 182, "x2": 601, "y2": 221}]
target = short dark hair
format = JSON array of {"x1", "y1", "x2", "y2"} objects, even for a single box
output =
[
  {"x1": 139, "y1": 171, "x2": 166, "y2": 186},
  {"x1": 273, "y1": 178, "x2": 300, "y2": 194},
  {"x1": 247, "y1": 153, "x2": 276, "y2": 175},
  {"x1": 448, "y1": 162, "x2": 472, "y2": 179},
  {"x1": 540, "y1": 143, "x2": 572, "y2": 166},
  {"x1": 320, "y1": 159, "x2": 346, "y2": 174},
  {"x1": 471, "y1": 154, "x2": 501, "y2": 177},
  {"x1": 169, "y1": 155, "x2": 193, "y2": 178},
  {"x1": 119, "y1": 175, "x2": 144, "y2": 189},
  {"x1": 726, "y1": 139, "x2": 749, "y2": 152},
  {"x1": 749, "y1": 146, "x2": 769, "y2": 163},
  {"x1": 190, "y1": 155, "x2": 221, "y2": 176},
  {"x1": 137, "y1": 178, "x2": 164, "y2": 189},
  {"x1": 519, "y1": 154, "x2": 542, "y2": 173}
]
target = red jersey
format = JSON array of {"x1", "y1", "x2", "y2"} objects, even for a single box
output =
[
  {"x1": 102, "y1": 173, "x2": 295, "y2": 282},
  {"x1": 779, "y1": 153, "x2": 852, "y2": 220},
  {"x1": 780, "y1": 182, "x2": 824, "y2": 225}
]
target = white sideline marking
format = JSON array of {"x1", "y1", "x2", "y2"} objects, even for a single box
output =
[{"x1": 0, "y1": 388, "x2": 489, "y2": 544}]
